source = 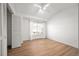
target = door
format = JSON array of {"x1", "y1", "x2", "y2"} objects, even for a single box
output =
[
  {"x1": 0, "y1": 3, "x2": 7, "y2": 56},
  {"x1": 12, "y1": 15, "x2": 22, "y2": 48}
]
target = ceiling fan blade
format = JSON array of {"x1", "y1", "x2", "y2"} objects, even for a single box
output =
[
  {"x1": 34, "y1": 4, "x2": 41, "y2": 8},
  {"x1": 43, "y1": 4, "x2": 50, "y2": 10}
]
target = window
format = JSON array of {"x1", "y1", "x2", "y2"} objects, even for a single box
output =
[{"x1": 30, "y1": 22, "x2": 44, "y2": 35}]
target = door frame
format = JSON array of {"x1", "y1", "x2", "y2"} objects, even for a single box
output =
[
  {"x1": 6, "y1": 3, "x2": 13, "y2": 55},
  {"x1": 7, "y1": 4, "x2": 13, "y2": 48}
]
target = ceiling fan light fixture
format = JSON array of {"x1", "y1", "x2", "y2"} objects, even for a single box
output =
[
  {"x1": 34, "y1": 4, "x2": 41, "y2": 8},
  {"x1": 34, "y1": 3, "x2": 50, "y2": 13},
  {"x1": 39, "y1": 9, "x2": 44, "y2": 13}
]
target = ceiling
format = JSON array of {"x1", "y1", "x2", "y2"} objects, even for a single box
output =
[{"x1": 9, "y1": 3, "x2": 77, "y2": 21}]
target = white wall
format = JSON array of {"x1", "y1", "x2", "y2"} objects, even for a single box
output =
[
  {"x1": 21, "y1": 17, "x2": 30, "y2": 41},
  {"x1": 47, "y1": 4, "x2": 78, "y2": 48}
]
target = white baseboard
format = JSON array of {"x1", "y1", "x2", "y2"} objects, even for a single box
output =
[{"x1": 48, "y1": 38, "x2": 79, "y2": 49}]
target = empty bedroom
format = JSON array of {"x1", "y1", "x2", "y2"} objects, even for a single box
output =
[{"x1": 0, "y1": 3, "x2": 79, "y2": 56}]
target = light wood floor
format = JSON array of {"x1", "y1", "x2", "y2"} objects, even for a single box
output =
[{"x1": 8, "y1": 39, "x2": 79, "y2": 56}]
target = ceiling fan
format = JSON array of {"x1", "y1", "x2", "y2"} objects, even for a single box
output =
[{"x1": 34, "y1": 3, "x2": 50, "y2": 13}]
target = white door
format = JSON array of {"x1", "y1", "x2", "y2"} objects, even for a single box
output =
[
  {"x1": 12, "y1": 15, "x2": 22, "y2": 48},
  {"x1": 0, "y1": 3, "x2": 7, "y2": 56}
]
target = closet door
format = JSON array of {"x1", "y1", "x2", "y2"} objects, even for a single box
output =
[{"x1": 12, "y1": 15, "x2": 22, "y2": 48}]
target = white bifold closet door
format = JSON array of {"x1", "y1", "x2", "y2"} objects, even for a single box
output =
[{"x1": 12, "y1": 15, "x2": 22, "y2": 48}]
